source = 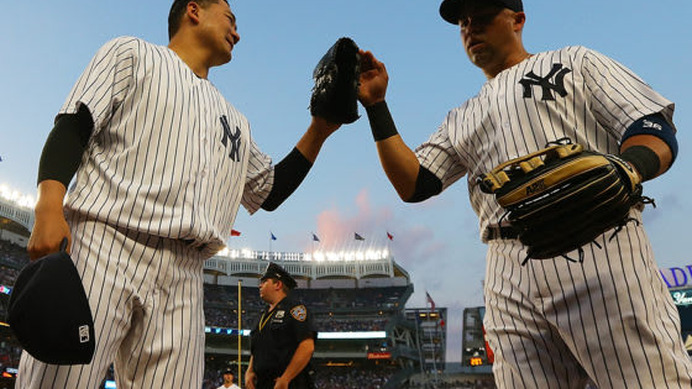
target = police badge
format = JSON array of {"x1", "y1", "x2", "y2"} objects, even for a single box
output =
[{"x1": 290, "y1": 305, "x2": 307, "y2": 322}]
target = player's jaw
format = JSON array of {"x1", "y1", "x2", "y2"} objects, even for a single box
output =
[
  {"x1": 460, "y1": 18, "x2": 496, "y2": 68},
  {"x1": 200, "y1": 2, "x2": 240, "y2": 66},
  {"x1": 463, "y1": 30, "x2": 494, "y2": 68},
  {"x1": 225, "y1": 30, "x2": 239, "y2": 55},
  {"x1": 460, "y1": 10, "x2": 521, "y2": 77},
  {"x1": 465, "y1": 35, "x2": 486, "y2": 56},
  {"x1": 223, "y1": 17, "x2": 240, "y2": 60},
  {"x1": 212, "y1": 26, "x2": 239, "y2": 66}
]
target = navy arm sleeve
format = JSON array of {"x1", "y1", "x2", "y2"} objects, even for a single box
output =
[{"x1": 619, "y1": 112, "x2": 678, "y2": 181}]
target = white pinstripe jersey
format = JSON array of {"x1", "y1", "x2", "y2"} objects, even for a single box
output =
[
  {"x1": 415, "y1": 46, "x2": 675, "y2": 240},
  {"x1": 59, "y1": 37, "x2": 273, "y2": 254}
]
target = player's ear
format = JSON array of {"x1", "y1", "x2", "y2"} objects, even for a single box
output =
[
  {"x1": 186, "y1": 1, "x2": 202, "y2": 24},
  {"x1": 512, "y1": 11, "x2": 526, "y2": 31}
]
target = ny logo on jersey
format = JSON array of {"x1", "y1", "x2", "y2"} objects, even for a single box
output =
[
  {"x1": 519, "y1": 63, "x2": 572, "y2": 101},
  {"x1": 220, "y1": 115, "x2": 241, "y2": 162}
]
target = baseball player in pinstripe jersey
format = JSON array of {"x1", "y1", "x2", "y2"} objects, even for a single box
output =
[
  {"x1": 358, "y1": 0, "x2": 692, "y2": 387},
  {"x1": 21, "y1": 1, "x2": 342, "y2": 388}
]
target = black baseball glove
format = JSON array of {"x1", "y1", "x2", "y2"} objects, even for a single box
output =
[
  {"x1": 309, "y1": 37, "x2": 361, "y2": 124},
  {"x1": 478, "y1": 140, "x2": 649, "y2": 264}
]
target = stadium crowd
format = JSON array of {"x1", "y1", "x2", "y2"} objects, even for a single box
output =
[
  {"x1": 199, "y1": 362, "x2": 398, "y2": 389},
  {"x1": 312, "y1": 366, "x2": 396, "y2": 389},
  {"x1": 204, "y1": 306, "x2": 390, "y2": 332},
  {"x1": 295, "y1": 286, "x2": 408, "y2": 311},
  {"x1": 203, "y1": 283, "x2": 399, "y2": 332},
  {"x1": 401, "y1": 379, "x2": 497, "y2": 389},
  {"x1": 0, "y1": 240, "x2": 27, "y2": 287},
  {"x1": 0, "y1": 340, "x2": 21, "y2": 375},
  {"x1": 0, "y1": 240, "x2": 28, "y2": 267}
]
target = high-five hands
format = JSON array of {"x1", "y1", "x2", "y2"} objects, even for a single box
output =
[{"x1": 358, "y1": 50, "x2": 389, "y2": 107}]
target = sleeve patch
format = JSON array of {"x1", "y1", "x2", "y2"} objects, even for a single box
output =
[{"x1": 290, "y1": 305, "x2": 307, "y2": 322}]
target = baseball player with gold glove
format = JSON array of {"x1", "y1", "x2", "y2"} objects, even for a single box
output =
[{"x1": 355, "y1": 0, "x2": 692, "y2": 387}]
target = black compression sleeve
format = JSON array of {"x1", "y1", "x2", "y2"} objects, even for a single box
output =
[
  {"x1": 37, "y1": 105, "x2": 94, "y2": 188},
  {"x1": 406, "y1": 165, "x2": 443, "y2": 203},
  {"x1": 261, "y1": 147, "x2": 313, "y2": 211},
  {"x1": 620, "y1": 145, "x2": 660, "y2": 182}
]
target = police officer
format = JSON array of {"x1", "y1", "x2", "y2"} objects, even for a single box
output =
[{"x1": 245, "y1": 263, "x2": 316, "y2": 389}]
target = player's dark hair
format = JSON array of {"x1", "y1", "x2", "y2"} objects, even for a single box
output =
[{"x1": 168, "y1": 0, "x2": 229, "y2": 40}]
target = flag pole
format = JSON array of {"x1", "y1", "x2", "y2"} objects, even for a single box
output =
[
  {"x1": 414, "y1": 311, "x2": 425, "y2": 388},
  {"x1": 311, "y1": 233, "x2": 319, "y2": 253},
  {"x1": 237, "y1": 279, "x2": 242, "y2": 387}
]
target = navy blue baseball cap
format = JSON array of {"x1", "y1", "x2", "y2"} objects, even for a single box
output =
[
  {"x1": 440, "y1": 0, "x2": 523, "y2": 24},
  {"x1": 7, "y1": 241, "x2": 95, "y2": 365},
  {"x1": 261, "y1": 262, "x2": 297, "y2": 289}
]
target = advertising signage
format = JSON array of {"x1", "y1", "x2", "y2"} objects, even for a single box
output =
[{"x1": 660, "y1": 266, "x2": 692, "y2": 289}]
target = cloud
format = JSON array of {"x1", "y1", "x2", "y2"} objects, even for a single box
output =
[
  {"x1": 309, "y1": 189, "x2": 446, "y2": 262},
  {"x1": 308, "y1": 188, "x2": 484, "y2": 291},
  {"x1": 643, "y1": 192, "x2": 683, "y2": 225},
  {"x1": 309, "y1": 189, "x2": 397, "y2": 250},
  {"x1": 394, "y1": 226, "x2": 445, "y2": 265}
]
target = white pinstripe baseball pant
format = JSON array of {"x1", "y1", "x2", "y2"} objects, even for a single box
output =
[
  {"x1": 483, "y1": 213, "x2": 692, "y2": 388},
  {"x1": 17, "y1": 214, "x2": 207, "y2": 388}
]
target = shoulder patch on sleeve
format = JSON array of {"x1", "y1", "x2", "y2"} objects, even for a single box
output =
[{"x1": 290, "y1": 305, "x2": 307, "y2": 322}]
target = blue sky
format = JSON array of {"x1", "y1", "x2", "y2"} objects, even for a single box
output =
[{"x1": 1, "y1": 1, "x2": 690, "y2": 362}]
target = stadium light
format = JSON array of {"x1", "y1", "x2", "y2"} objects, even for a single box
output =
[
  {"x1": 0, "y1": 183, "x2": 36, "y2": 209},
  {"x1": 215, "y1": 247, "x2": 391, "y2": 262},
  {"x1": 306, "y1": 250, "x2": 390, "y2": 262}
]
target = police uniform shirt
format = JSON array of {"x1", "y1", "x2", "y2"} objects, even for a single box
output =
[{"x1": 250, "y1": 297, "x2": 316, "y2": 379}]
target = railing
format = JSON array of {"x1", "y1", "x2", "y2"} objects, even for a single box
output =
[{"x1": 204, "y1": 255, "x2": 397, "y2": 280}]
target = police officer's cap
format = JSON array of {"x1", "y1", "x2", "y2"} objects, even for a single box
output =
[{"x1": 261, "y1": 262, "x2": 297, "y2": 289}]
